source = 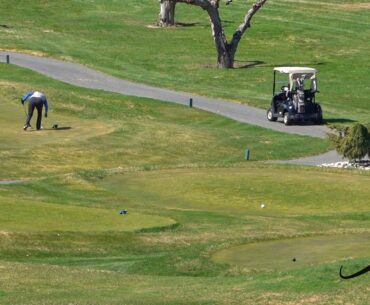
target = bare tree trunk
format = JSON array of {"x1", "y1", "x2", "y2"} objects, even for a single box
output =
[
  {"x1": 163, "y1": 0, "x2": 267, "y2": 68},
  {"x1": 206, "y1": 5, "x2": 233, "y2": 68},
  {"x1": 159, "y1": 0, "x2": 177, "y2": 26},
  {"x1": 218, "y1": 46, "x2": 234, "y2": 68}
]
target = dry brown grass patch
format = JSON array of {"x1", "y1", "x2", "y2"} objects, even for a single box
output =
[
  {"x1": 336, "y1": 3, "x2": 370, "y2": 10},
  {"x1": 0, "y1": 48, "x2": 47, "y2": 57},
  {"x1": 283, "y1": 1, "x2": 370, "y2": 11}
]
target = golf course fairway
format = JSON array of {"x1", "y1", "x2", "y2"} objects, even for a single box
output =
[
  {"x1": 0, "y1": 1, "x2": 369, "y2": 304},
  {"x1": 212, "y1": 234, "x2": 370, "y2": 271},
  {"x1": 0, "y1": 200, "x2": 176, "y2": 233}
]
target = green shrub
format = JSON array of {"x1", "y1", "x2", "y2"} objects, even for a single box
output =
[{"x1": 329, "y1": 124, "x2": 370, "y2": 161}]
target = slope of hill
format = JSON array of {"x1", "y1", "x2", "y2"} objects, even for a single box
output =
[{"x1": 0, "y1": 0, "x2": 369, "y2": 122}]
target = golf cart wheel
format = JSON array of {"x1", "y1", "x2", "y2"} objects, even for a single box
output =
[
  {"x1": 283, "y1": 112, "x2": 292, "y2": 125},
  {"x1": 267, "y1": 109, "x2": 277, "y2": 122},
  {"x1": 315, "y1": 115, "x2": 323, "y2": 125}
]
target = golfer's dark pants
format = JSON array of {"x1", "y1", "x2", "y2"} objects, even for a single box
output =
[{"x1": 25, "y1": 97, "x2": 44, "y2": 130}]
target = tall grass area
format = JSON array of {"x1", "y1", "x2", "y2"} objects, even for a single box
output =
[{"x1": 0, "y1": 0, "x2": 369, "y2": 122}]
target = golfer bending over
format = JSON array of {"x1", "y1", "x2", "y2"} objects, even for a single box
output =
[{"x1": 21, "y1": 91, "x2": 49, "y2": 130}]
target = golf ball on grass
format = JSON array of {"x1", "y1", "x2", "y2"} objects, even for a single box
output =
[{"x1": 260, "y1": 204, "x2": 265, "y2": 208}]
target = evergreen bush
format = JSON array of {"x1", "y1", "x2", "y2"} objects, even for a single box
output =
[{"x1": 329, "y1": 124, "x2": 370, "y2": 161}]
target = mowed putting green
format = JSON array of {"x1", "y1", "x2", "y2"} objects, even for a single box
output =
[
  {"x1": 0, "y1": 96, "x2": 116, "y2": 150},
  {"x1": 212, "y1": 234, "x2": 370, "y2": 271},
  {"x1": 0, "y1": 201, "x2": 176, "y2": 232}
]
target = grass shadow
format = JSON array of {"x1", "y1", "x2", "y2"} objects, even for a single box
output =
[
  {"x1": 175, "y1": 22, "x2": 200, "y2": 27},
  {"x1": 178, "y1": 19, "x2": 234, "y2": 29},
  {"x1": 234, "y1": 60, "x2": 265, "y2": 69},
  {"x1": 264, "y1": 62, "x2": 326, "y2": 68},
  {"x1": 28, "y1": 126, "x2": 72, "y2": 132},
  {"x1": 234, "y1": 61, "x2": 326, "y2": 70},
  {"x1": 325, "y1": 118, "x2": 357, "y2": 124},
  {"x1": 52, "y1": 126, "x2": 72, "y2": 131}
]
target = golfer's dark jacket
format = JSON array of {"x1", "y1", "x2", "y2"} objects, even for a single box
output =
[{"x1": 21, "y1": 91, "x2": 49, "y2": 113}]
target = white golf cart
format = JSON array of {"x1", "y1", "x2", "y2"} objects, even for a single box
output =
[{"x1": 266, "y1": 67, "x2": 323, "y2": 125}]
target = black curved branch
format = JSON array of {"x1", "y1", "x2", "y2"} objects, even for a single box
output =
[{"x1": 339, "y1": 265, "x2": 370, "y2": 279}]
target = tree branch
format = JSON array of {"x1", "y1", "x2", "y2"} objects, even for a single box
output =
[
  {"x1": 163, "y1": 0, "x2": 267, "y2": 68},
  {"x1": 229, "y1": 0, "x2": 268, "y2": 53}
]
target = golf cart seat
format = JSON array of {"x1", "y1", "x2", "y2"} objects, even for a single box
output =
[
  {"x1": 304, "y1": 89, "x2": 315, "y2": 102},
  {"x1": 272, "y1": 92, "x2": 286, "y2": 111}
]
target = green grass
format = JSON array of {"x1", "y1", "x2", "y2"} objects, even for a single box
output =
[
  {"x1": 0, "y1": 200, "x2": 175, "y2": 233},
  {"x1": 0, "y1": 1, "x2": 369, "y2": 304},
  {"x1": 212, "y1": 233, "x2": 370, "y2": 271},
  {"x1": 96, "y1": 166, "x2": 370, "y2": 216},
  {"x1": 1, "y1": 261, "x2": 370, "y2": 305},
  {"x1": 0, "y1": 62, "x2": 369, "y2": 305},
  {"x1": 0, "y1": 166, "x2": 369, "y2": 304},
  {"x1": 0, "y1": 64, "x2": 329, "y2": 180},
  {"x1": 0, "y1": 0, "x2": 369, "y2": 122}
]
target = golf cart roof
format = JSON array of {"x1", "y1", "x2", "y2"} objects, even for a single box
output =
[{"x1": 274, "y1": 67, "x2": 317, "y2": 74}]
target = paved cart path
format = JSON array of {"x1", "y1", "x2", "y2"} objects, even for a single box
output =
[
  {"x1": 1, "y1": 51, "x2": 343, "y2": 165},
  {"x1": 273, "y1": 150, "x2": 346, "y2": 166}
]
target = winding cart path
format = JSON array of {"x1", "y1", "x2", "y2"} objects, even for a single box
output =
[{"x1": 1, "y1": 51, "x2": 344, "y2": 166}]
